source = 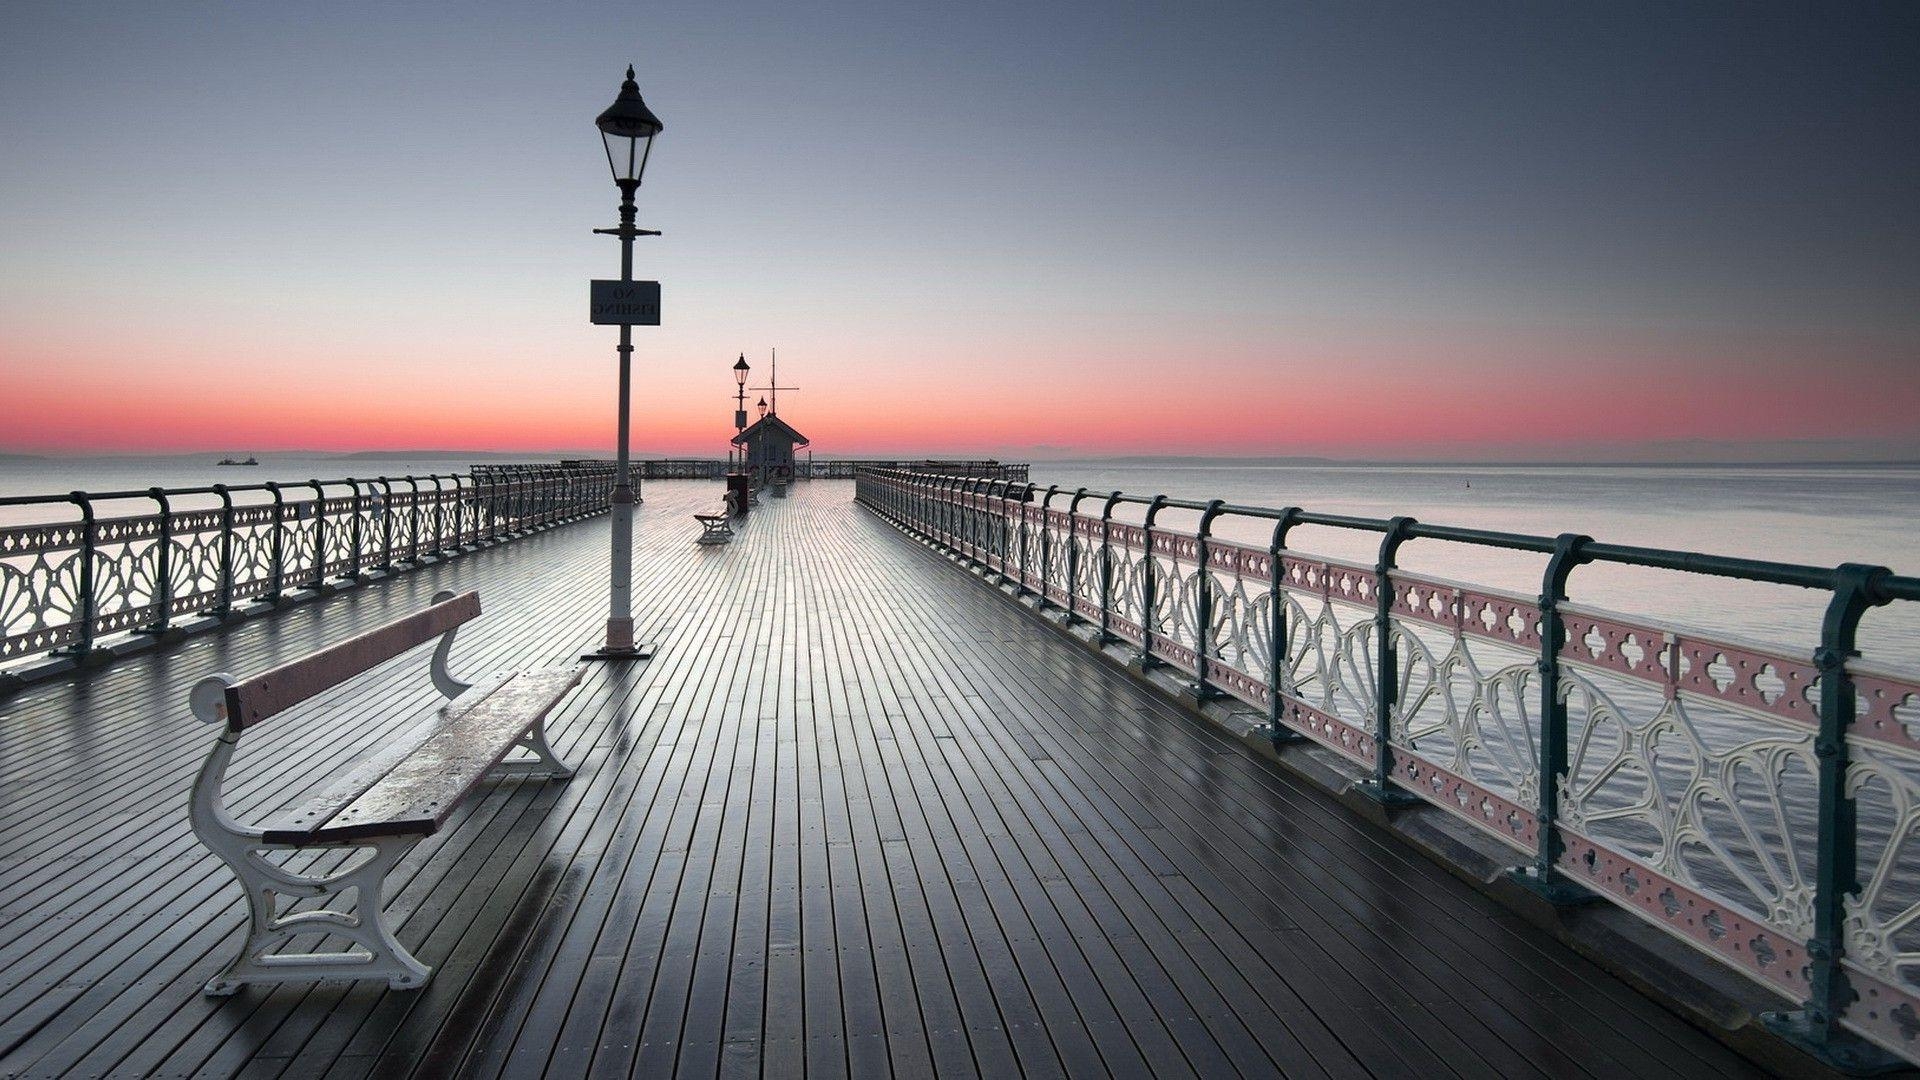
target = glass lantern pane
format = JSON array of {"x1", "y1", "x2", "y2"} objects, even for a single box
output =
[{"x1": 601, "y1": 131, "x2": 645, "y2": 183}]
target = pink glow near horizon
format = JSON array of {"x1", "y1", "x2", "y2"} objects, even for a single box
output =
[{"x1": 4, "y1": 328, "x2": 1915, "y2": 459}]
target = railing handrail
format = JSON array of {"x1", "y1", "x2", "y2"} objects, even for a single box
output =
[{"x1": 856, "y1": 465, "x2": 1888, "y2": 591}]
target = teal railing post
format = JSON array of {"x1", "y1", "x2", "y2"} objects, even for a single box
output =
[
  {"x1": 1098, "y1": 492, "x2": 1123, "y2": 644},
  {"x1": 1762, "y1": 563, "x2": 1899, "y2": 1072},
  {"x1": 962, "y1": 476, "x2": 978, "y2": 557},
  {"x1": 468, "y1": 473, "x2": 482, "y2": 546},
  {"x1": 967, "y1": 478, "x2": 983, "y2": 564},
  {"x1": 482, "y1": 473, "x2": 499, "y2": 543},
  {"x1": 145, "y1": 487, "x2": 174, "y2": 633},
  {"x1": 1036, "y1": 486, "x2": 1060, "y2": 610},
  {"x1": 1356, "y1": 515, "x2": 1420, "y2": 806},
  {"x1": 308, "y1": 480, "x2": 328, "y2": 589},
  {"x1": 998, "y1": 479, "x2": 1012, "y2": 578},
  {"x1": 939, "y1": 474, "x2": 951, "y2": 545},
  {"x1": 940, "y1": 475, "x2": 959, "y2": 550},
  {"x1": 401, "y1": 475, "x2": 419, "y2": 561},
  {"x1": 67, "y1": 492, "x2": 97, "y2": 656},
  {"x1": 1065, "y1": 489, "x2": 1091, "y2": 624},
  {"x1": 473, "y1": 472, "x2": 488, "y2": 542},
  {"x1": 972, "y1": 477, "x2": 987, "y2": 560},
  {"x1": 974, "y1": 477, "x2": 989, "y2": 565},
  {"x1": 426, "y1": 475, "x2": 445, "y2": 556},
  {"x1": 971, "y1": 477, "x2": 991, "y2": 570},
  {"x1": 996, "y1": 479, "x2": 1014, "y2": 575},
  {"x1": 1015, "y1": 482, "x2": 1037, "y2": 594},
  {"x1": 1511, "y1": 532, "x2": 1592, "y2": 901},
  {"x1": 452, "y1": 472, "x2": 467, "y2": 541},
  {"x1": 374, "y1": 477, "x2": 394, "y2": 567},
  {"x1": 952, "y1": 474, "x2": 967, "y2": 549},
  {"x1": 213, "y1": 484, "x2": 235, "y2": 617},
  {"x1": 1266, "y1": 509, "x2": 1306, "y2": 747},
  {"x1": 1132, "y1": 495, "x2": 1170, "y2": 669},
  {"x1": 265, "y1": 482, "x2": 285, "y2": 602},
  {"x1": 1187, "y1": 499, "x2": 1226, "y2": 700},
  {"x1": 952, "y1": 472, "x2": 967, "y2": 549},
  {"x1": 447, "y1": 475, "x2": 465, "y2": 550},
  {"x1": 942, "y1": 473, "x2": 955, "y2": 542},
  {"x1": 343, "y1": 478, "x2": 364, "y2": 581}
]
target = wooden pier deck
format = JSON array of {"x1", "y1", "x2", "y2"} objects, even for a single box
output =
[{"x1": 0, "y1": 482, "x2": 1770, "y2": 1079}]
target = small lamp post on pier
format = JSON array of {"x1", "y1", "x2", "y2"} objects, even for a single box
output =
[
  {"x1": 584, "y1": 64, "x2": 663, "y2": 662},
  {"x1": 726, "y1": 355, "x2": 753, "y2": 515},
  {"x1": 732, "y1": 354, "x2": 751, "y2": 465}
]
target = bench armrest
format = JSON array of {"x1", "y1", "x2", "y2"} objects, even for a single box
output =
[
  {"x1": 429, "y1": 589, "x2": 473, "y2": 700},
  {"x1": 188, "y1": 673, "x2": 265, "y2": 843}
]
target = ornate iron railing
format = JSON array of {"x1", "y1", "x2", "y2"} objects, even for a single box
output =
[
  {"x1": 0, "y1": 464, "x2": 613, "y2": 672},
  {"x1": 856, "y1": 466, "x2": 1920, "y2": 1069}
]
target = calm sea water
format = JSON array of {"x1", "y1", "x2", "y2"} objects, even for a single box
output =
[
  {"x1": 1026, "y1": 460, "x2": 1920, "y2": 671},
  {"x1": 3, "y1": 454, "x2": 1916, "y2": 669},
  {"x1": 0, "y1": 453, "x2": 525, "y2": 502},
  {"x1": 0, "y1": 452, "x2": 554, "y2": 535}
]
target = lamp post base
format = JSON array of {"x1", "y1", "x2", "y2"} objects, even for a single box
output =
[
  {"x1": 582, "y1": 618, "x2": 655, "y2": 662},
  {"x1": 582, "y1": 644, "x2": 655, "y2": 662}
]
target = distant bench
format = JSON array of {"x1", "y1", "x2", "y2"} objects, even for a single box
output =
[
  {"x1": 695, "y1": 511, "x2": 733, "y2": 545},
  {"x1": 187, "y1": 589, "x2": 582, "y2": 995}
]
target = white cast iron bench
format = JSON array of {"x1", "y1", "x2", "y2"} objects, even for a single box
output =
[
  {"x1": 694, "y1": 511, "x2": 733, "y2": 545},
  {"x1": 187, "y1": 589, "x2": 582, "y2": 995}
]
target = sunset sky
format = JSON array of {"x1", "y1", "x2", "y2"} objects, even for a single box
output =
[{"x1": 2, "y1": 3, "x2": 1916, "y2": 460}]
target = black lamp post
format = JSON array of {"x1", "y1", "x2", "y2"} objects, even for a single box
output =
[
  {"x1": 732, "y1": 354, "x2": 751, "y2": 469},
  {"x1": 587, "y1": 65, "x2": 663, "y2": 661}
]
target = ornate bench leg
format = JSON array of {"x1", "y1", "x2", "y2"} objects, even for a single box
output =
[
  {"x1": 202, "y1": 836, "x2": 431, "y2": 995},
  {"x1": 192, "y1": 731, "x2": 431, "y2": 995},
  {"x1": 492, "y1": 713, "x2": 574, "y2": 779}
]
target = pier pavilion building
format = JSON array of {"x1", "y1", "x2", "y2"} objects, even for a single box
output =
[{"x1": 732, "y1": 412, "x2": 809, "y2": 485}]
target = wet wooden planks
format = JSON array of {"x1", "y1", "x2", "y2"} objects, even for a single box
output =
[{"x1": 0, "y1": 482, "x2": 1771, "y2": 1078}]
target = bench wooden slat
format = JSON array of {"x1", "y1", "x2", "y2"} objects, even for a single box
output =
[
  {"x1": 223, "y1": 591, "x2": 482, "y2": 730},
  {"x1": 261, "y1": 666, "x2": 581, "y2": 843},
  {"x1": 258, "y1": 672, "x2": 513, "y2": 841}
]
